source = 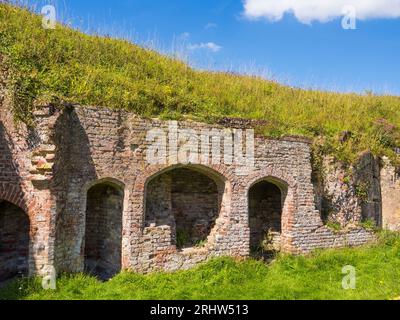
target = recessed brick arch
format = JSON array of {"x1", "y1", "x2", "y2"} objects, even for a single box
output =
[
  {"x1": 0, "y1": 183, "x2": 36, "y2": 214},
  {"x1": 245, "y1": 167, "x2": 296, "y2": 191},
  {"x1": 82, "y1": 177, "x2": 126, "y2": 194},
  {"x1": 134, "y1": 164, "x2": 233, "y2": 217},
  {"x1": 139, "y1": 163, "x2": 232, "y2": 188},
  {"x1": 82, "y1": 177, "x2": 125, "y2": 279},
  {"x1": 0, "y1": 183, "x2": 32, "y2": 281},
  {"x1": 138, "y1": 164, "x2": 232, "y2": 250},
  {"x1": 245, "y1": 170, "x2": 297, "y2": 254}
]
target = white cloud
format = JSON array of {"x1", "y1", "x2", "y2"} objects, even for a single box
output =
[
  {"x1": 205, "y1": 22, "x2": 218, "y2": 29},
  {"x1": 243, "y1": 0, "x2": 400, "y2": 24},
  {"x1": 188, "y1": 42, "x2": 222, "y2": 52}
]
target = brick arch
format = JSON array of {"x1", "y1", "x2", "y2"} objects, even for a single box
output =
[
  {"x1": 136, "y1": 164, "x2": 233, "y2": 248},
  {"x1": 136, "y1": 163, "x2": 232, "y2": 209},
  {"x1": 132, "y1": 164, "x2": 232, "y2": 218},
  {"x1": 0, "y1": 182, "x2": 35, "y2": 214},
  {"x1": 138, "y1": 163, "x2": 232, "y2": 190},
  {"x1": 80, "y1": 177, "x2": 127, "y2": 222},
  {"x1": 79, "y1": 177, "x2": 132, "y2": 272},
  {"x1": 0, "y1": 182, "x2": 32, "y2": 280},
  {"x1": 244, "y1": 167, "x2": 296, "y2": 193},
  {"x1": 244, "y1": 169, "x2": 297, "y2": 251},
  {"x1": 247, "y1": 176, "x2": 289, "y2": 195},
  {"x1": 81, "y1": 177, "x2": 126, "y2": 279},
  {"x1": 82, "y1": 177, "x2": 126, "y2": 194}
]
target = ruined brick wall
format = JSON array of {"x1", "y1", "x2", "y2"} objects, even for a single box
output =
[
  {"x1": 0, "y1": 68, "x2": 56, "y2": 278},
  {"x1": 0, "y1": 103, "x2": 383, "y2": 278},
  {"x1": 314, "y1": 152, "x2": 382, "y2": 228},
  {"x1": 381, "y1": 157, "x2": 400, "y2": 231}
]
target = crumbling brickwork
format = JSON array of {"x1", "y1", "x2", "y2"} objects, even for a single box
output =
[
  {"x1": 1, "y1": 102, "x2": 394, "y2": 279},
  {"x1": 0, "y1": 98, "x2": 55, "y2": 279},
  {"x1": 314, "y1": 152, "x2": 382, "y2": 227},
  {"x1": 381, "y1": 157, "x2": 400, "y2": 231}
]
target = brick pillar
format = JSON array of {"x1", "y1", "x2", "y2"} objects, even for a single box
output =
[{"x1": 27, "y1": 107, "x2": 60, "y2": 276}]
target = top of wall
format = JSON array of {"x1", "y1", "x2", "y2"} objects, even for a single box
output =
[{"x1": 32, "y1": 104, "x2": 314, "y2": 145}]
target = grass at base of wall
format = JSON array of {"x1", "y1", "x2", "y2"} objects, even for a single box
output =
[{"x1": 1, "y1": 232, "x2": 400, "y2": 300}]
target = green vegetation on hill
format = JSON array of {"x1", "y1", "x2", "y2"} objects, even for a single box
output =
[
  {"x1": 1, "y1": 232, "x2": 400, "y2": 300},
  {"x1": 1, "y1": 4, "x2": 400, "y2": 164}
]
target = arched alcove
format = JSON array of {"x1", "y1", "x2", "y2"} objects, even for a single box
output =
[
  {"x1": 248, "y1": 179, "x2": 286, "y2": 256},
  {"x1": 145, "y1": 166, "x2": 226, "y2": 250},
  {"x1": 84, "y1": 180, "x2": 124, "y2": 279},
  {"x1": 0, "y1": 200, "x2": 30, "y2": 281}
]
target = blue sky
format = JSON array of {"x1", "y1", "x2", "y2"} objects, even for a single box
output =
[{"x1": 21, "y1": 0, "x2": 400, "y2": 95}]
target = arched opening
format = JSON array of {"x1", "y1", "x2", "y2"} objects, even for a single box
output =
[
  {"x1": 84, "y1": 181, "x2": 124, "y2": 280},
  {"x1": 248, "y1": 180, "x2": 284, "y2": 257},
  {"x1": 0, "y1": 200, "x2": 30, "y2": 281},
  {"x1": 145, "y1": 167, "x2": 223, "y2": 250}
]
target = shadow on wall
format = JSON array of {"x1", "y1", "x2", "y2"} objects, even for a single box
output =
[
  {"x1": 312, "y1": 153, "x2": 383, "y2": 228},
  {"x1": 0, "y1": 121, "x2": 30, "y2": 281},
  {"x1": 51, "y1": 107, "x2": 95, "y2": 274},
  {"x1": 0, "y1": 121, "x2": 21, "y2": 183},
  {"x1": 51, "y1": 107, "x2": 124, "y2": 280}
]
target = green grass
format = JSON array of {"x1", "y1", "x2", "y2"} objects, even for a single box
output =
[
  {"x1": 1, "y1": 232, "x2": 400, "y2": 300},
  {"x1": 360, "y1": 219, "x2": 379, "y2": 231},
  {"x1": 326, "y1": 221, "x2": 343, "y2": 232},
  {"x1": 1, "y1": 4, "x2": 400, "y2": 165}
]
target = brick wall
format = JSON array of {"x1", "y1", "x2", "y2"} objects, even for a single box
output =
[
  {"x1": 0, "y1": 103, "x2": 386, "y2": 277},
  {"x1": 314, "y1": 152, "x2": 382, "y2": 228},
  {"x1": 0, "y1": 96, "x2": 54, "y2": 277}
]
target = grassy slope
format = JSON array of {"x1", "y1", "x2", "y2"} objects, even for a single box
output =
[
  {"x1": 1, "y1": 4, "x2": 400, "y2": 164},
  {"x1": 1, "y1": 232, "x2": 400, "y2": 300}
]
